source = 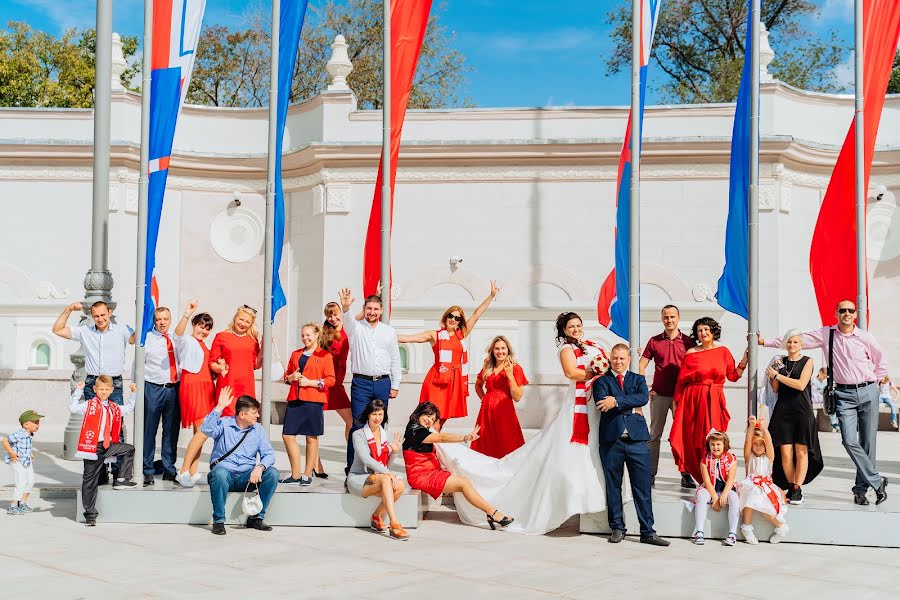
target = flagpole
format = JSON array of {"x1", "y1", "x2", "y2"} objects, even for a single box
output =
[
  {"x1": 380, "y1": 0, "x2": 392, "y2": 322},
  {"x1": 134, "y1": 0, "x2": 152, "y2": 472},
  {"x1": 261, "y1": 0, "x2": 280, "y2": 434},
  {"x1": 629, "y1": 0, "x2": 640, "y2": 366},
  {"x1": 748, "y1": 0, "x2": 761, "y2": 417},
  {"x1": 854, "y1": 0, "x2": 867, "y2": 328}
]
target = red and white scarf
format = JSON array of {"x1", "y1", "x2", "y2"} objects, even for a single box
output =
[
  {"x1": 76, "y1": 399, "x2": 122, "y2": 460},
  {"x1": 364, "y1": 425, "x2": 391, "y2": 468},
  {"x1": 703, "y1": 451, "x2": 737, "y2": 489},
  {"x1": 569, "y1": 339, "x2": 602, "y2": 446},
  {"x1": 437, "y1": 328, "x2": 469, "y2": 395}
]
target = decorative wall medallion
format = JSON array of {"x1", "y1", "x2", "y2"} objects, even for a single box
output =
[
  {"x1": 691, "y1": 283, "x2": 717, "y2": 303},
  {"x1": 209, "y1": 207, "x2": 264, "y2": 263},
  {"x1": 36, "y1": 282, "x2": 70, "y2": 300}
]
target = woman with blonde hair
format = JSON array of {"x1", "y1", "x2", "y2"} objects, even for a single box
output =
[
  {"x1": 209, "y1": 305, "x2": 262, "y2": 416},
  {"x1": 470, "y1": 335, "x2": 527, "y2": 458},
  {"x1": 397, "y1": 282, "x2": 499, "y2": 423}
]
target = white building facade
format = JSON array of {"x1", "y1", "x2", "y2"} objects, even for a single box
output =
[{"x1": 1, "y1": 38, "x2": 898, "y2": 429}]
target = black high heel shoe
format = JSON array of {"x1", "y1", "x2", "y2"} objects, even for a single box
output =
[
  {"x1": 312, "y1": 469, "x2": 329, "y2": 480},
  {"x1": 487, "y1": 510, "x2": 514, "y2": 530}
]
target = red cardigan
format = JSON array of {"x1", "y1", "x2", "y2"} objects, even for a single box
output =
[{"x1": 284, "y1": 348, "x2": 336, "y2": 404}]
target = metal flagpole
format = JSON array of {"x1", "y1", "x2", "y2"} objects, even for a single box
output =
[
  {"x1": 134, "y1": 0, "x2": 153, "y2": 471},
  {"x1": 854, "y1": 0, "x2": 867, "y2": 329},
  {"x1": 748, "y1": 0, "x2": 761, "y2": 417},
  {"x1": 261, "y1": 0, "x2": 281, "y2": 434},
  {"x1": 380, "y1": 0, "x2": 392, "y2": 323},
  {"x1": 629, "y1": 0, "x2": 640, "y2": 366}
]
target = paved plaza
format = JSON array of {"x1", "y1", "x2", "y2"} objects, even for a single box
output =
[{"x1": 2, "y1": 425, "x2": 898, "y2": 599}]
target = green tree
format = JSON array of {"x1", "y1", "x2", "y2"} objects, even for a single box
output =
[
  {"x1": 889, "y1": 50, "x2": 900, "y2": 95},
  {"x1": 186, "y1": 0, "x2": 471, "y2": 109},
  {"x1": 0, "y1": 21, "x2": 139, "y2": 108},
  {"x1": 606, "y1": 0, "x2": 846, "y2": 103}
]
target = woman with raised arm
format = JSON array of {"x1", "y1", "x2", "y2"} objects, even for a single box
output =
[
  {"x1": 470, "y1": 335, "x2": 527, "y2": 458},
  {"x1": 397, "y1": 282, "x2": 499, "y2": 423},
  {"x1": 314, "y1": 302, "x2": 354, "y2": 478},
  {"x1": 209, "y1": 305, "x2": 263, "y2": 415}
]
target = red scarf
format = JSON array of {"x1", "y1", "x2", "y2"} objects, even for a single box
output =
[
  {"x1": 569, "y1": 340, "x2": 602, "y2": 445},
  {"x1": 751, "y1": 474, "x2": 783, "y2": 515},
  {"x1": 76, "y1": 398, "x2": 122, "y2": 460},
  {"x1": 365, "y1": 425, "x2": 390, "y2": 467},
  {"x1": 703, "y1": 451, "x2": 736, "y2": 489}
]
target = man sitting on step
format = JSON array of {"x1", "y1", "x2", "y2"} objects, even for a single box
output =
[{"x1": 202, "y1": 387, "x2": 279, "y2": 535}]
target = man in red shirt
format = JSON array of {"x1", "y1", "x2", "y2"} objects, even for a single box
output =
[{"x1": 639, "y1": 305, "x2": 695, "y2": 488}]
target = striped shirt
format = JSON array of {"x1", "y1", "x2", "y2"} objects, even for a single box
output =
[{"x1": 4, "y1": 428, "x2": 34, "y2": 467}]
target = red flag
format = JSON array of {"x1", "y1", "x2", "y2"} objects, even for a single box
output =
[
  {"x1": 362, "y1": 0, "x2": 433, "y2": 297},
  {"x1": 809, "y1": 0, "x2": 900, "y2": 325}
]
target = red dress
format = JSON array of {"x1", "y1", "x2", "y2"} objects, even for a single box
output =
[
  {"x1": 324, "y1": 329, "x2": 350, "y2": 411},
  {"x1": 669, "y1": 346, "x2": 741, "y2": 483},
  {"x1": 209, "y1": 331, "x2": 260, "y2": 416},
  {"x1": 470, "y1": 365, "x2": 527, "y2": 458},
  {"x1": 178, "y1": 338, "x2": 215, "y2": 427},
  {"x1": 419, "y1": 329, "x2": 468, "y2": 419}
]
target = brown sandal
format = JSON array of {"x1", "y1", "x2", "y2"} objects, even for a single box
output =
[
  {"x1": 389, "y1": 523, "x2": 409, "y2": 540},
  {"x1": 370, "y1": 514, "x2": 387, "y2": 532}
]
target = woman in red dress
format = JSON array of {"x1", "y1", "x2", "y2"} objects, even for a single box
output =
[
  {"x1": 471, "y1": 335, "x2": 527, "y2": 458},
  {"x1": 173, "y1": 302, "x2": 216, "y2": 487},
  {"x1": 313, "y1": 302, "x2": 353, "y2": 479},
  {"x1": 209, "y1": 305, "x2": 262, "y2": 416},
  {"x1": 398, "y1": 282, "x2": 499, "y2": 424},
  {"x1": 670, "y1": 317, "x2": 748, "y2": 485}
]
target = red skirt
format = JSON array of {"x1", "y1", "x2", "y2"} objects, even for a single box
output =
[
  {"x1": 419, "y1": 365, "x2": 468, "y2": 419},
  {"x1": 179, "y1": 378, "x2": 215, "y2": 428},
  {"x1": 470, "y1": 391, "x2": 525, "y2": 459},
  {"x1": 403, "y1": 450, "x2": 451, "y2": 500},
  {"x1": 324, "y1": 383, "x2": 350, "y2": 411},
  {"x1": 669, "y1": 383, "x2": 730, "y2": 483}
]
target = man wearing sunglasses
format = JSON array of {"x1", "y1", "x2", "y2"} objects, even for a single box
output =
[{"x1": 758, "y1": 300, "x2": 889, "y2": 506}]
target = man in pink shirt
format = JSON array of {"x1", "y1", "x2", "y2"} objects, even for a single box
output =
[{"x1": 760, "y1": 299, "x2": 888, "y2": 506}]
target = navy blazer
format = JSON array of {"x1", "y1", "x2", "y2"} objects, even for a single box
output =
[{"x1": 591, "y1": 370, "x2": 651, "y2": 443}]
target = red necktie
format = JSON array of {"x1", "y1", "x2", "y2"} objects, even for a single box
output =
[
  {"x1": 102, "y1": 405, "x2": 112, "y2": 449},
  {"x1": 163, "y1": 333, "x2": 177, "y2": 383},
  {"x1": 617, "y1": 373, "x2": 625, "y2": 389}
]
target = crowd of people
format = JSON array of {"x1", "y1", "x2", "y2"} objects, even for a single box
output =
[{"x1": 1, "y1": 292, "x2": 891, "y2": 544}]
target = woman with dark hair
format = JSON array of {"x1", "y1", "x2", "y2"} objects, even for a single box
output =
[
  {"x1": 397, "y1": 282, "x2": 499, "y2": 423},
  {"x1": 471, "y1": 335, "x2": 527, "y2": 458},
  {"x1": 347, "y1": 399, "x2": 408, "y2": 539},
  {"x1": 670, "y1": 317, "x2": 748, "y2": 485},
  {"x1": 403, "y1": 402, "x2": 513, "y2": 530},
  {"x1": 436, "y1": 312, "x2": 609, "y2": 534},
  {"x1": 174, "y1": 303, "x2": 217, "y2": 487}
]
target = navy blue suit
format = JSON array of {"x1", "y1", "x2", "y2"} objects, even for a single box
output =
[{"x1": 592, "y1": 370, "x2": 656, "y2": 537}]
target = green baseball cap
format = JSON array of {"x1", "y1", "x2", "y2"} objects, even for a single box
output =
[{"x1": 18, "y1": 410, "x2": 44, "y2": 425}]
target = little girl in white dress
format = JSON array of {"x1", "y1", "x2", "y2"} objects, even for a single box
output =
[{"x1": 738, "y1": 416, "x2": 789, "y2": 544}]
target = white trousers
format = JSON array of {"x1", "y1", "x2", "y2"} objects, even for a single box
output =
[
  {"x1": 695, "y1": 488, "x2": 739, "y2": 534},
  {"x1": 10, "y1": 462, "x2": 35, "y2": 501}
]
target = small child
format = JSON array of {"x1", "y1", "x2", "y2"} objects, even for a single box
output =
[
  {"x1": 738, "y1": 416, "x2": 789, "y2": 544},
  {"x1": 693, "y1": 429, "x2": 739, "y2": 546},
  {"x1": 2, "y1": 410, "x2": 43, "y2": 514},
  {"x1": 70, "y1": 376, "x2": 138, "y2": 526},
  {"x1": 878, "y1": 376, "x2": 898, "y2": 429}
]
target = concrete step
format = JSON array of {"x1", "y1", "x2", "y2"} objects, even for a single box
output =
[{"x1": 75, "y1": 479, "x2": 421, "y2": 527}]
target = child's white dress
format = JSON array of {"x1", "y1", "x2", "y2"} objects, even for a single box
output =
[{"x1": 738, "y1": 455, "x2": 788, "y2": 523}]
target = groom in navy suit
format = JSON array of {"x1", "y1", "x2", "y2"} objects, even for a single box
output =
[{"x1": 592, "y1": 343, "x2": 669, "y2": 546}]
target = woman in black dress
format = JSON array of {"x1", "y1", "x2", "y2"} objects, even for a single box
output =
[{"x1": 766, "y1": 329, "x2": 823, "y2": 505}]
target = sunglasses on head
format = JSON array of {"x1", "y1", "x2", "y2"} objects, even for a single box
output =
[
  {"x1": 241, "y1": 304, "x2": 258, "y2": 315},
  {"x1": 446, "y1": 314, "x2": 462, "y2": 322},
  {"x1": 837, "y1": 308, "x2": 857, "y2": 315}
]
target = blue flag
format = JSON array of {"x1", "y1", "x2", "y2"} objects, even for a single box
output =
[
  {"x1": 716, "y1": 2, "x2": 755, "y2": 319},
  {"x1": 271, "y1": 0, "x2": 309, "y2": 320}
]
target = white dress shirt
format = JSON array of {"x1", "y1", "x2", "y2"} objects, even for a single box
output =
[
  {"x1": 71, "y1": 322, "x2": 133, "y2": 377},
  {"x1": 174, "y1": 334, "x2": 207, "y2": 375},
  {"x1": 143, "y1": 328, "x2": 181, "y2": 385},
  {"x1": 70, "y1": 388, "x2": 136, "y2": 443},
  {"x1": 342, "y1": 311, "x2": 402, "y2": 389}
]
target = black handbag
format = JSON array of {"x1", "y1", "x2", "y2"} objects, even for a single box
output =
[{"x1": 823, "y1": 327, "x2": 837, "y2": 416}]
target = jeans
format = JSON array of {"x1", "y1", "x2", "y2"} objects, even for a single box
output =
[
  {"x1": 208, "y1": 465, "x2": 279, "y2": 524},
  {"x1": 835, "y1": 384, "x2": 881, "y2": 493},
  {"x1": 346, "y1": 376, "x2": 392, "y2": 471},
  {"x1": 84, "y1": 375, "x2": 124, "y2": 405},
  {"x1": 143, "y1": 382, "x2": 181, "y2": 476},
  {"x1": 879, "y1": 396, "x2": 897, "y2": 425}
]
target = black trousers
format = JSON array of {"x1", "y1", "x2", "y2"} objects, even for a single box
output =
[{"x1": 82, "y1": 442, "x2": 135, "y2": 520}]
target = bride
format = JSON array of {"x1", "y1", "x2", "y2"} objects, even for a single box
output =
[{"x1": 437, "y1": 312, "x2": 611, "y2": 534}]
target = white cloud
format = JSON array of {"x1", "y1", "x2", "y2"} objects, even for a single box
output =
[
  {"x1": 834, "y1": 55, "x2": 854, "y2": 91},
  {"x1": 818, "y1": 0, "x2": 853, "y2": 23}
]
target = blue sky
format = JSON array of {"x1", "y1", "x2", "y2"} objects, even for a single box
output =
[{"x1": 2, "y1": 0, "x2": 857, "y2": 107}]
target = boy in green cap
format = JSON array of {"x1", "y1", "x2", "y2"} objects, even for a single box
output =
[{"x1": 3, "y1": 410, "x2": 43, "y2": 514}]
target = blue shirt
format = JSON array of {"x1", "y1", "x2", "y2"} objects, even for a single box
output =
[
  {"x1": 4, "y1": 428, "x2": 33, "y2": 466},
  {"x1": 201, "y1": 410, "x2": 275, "y2": 473}
]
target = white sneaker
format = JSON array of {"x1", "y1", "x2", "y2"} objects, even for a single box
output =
[
  {"x1": 722, "y1": 532, "x2": 737, "y2": 546},
  {"x1": 740, "y1": 524, "x2": 759, "y2": 545},
  {"x1": 770, "y1": 524, "x2": 789, "y2": 544},
  {"x1": 693, "y1": 531, "x2": 705, "y2": 545},
  {"x1": 191, "y1": 472, "x2": 204, "y2": 484},
  {"x1": 175, "y1": 472, "x2": 195, "y2": 488}
]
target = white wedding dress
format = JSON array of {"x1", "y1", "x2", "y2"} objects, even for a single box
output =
[{"x1": 437, "y1": 345, "x2": 611, "y2": 534}]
